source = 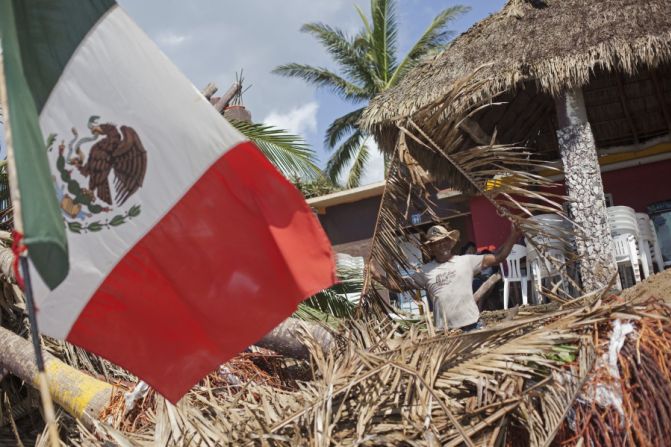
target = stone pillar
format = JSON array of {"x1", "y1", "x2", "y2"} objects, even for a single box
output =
[{"x1": 555, "y1": 89, "x2": 619, "y2": 293}]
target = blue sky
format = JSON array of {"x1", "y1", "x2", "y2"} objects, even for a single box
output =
[
  {"x1": 2, "y1": 1, "x2": 506, "y2": 182},
  {"x1": 119, "y1": 0, "x2": 506, "y2": 185}
]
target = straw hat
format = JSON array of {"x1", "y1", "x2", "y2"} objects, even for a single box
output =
[{"x1": 424, "y1": 225, "x2": 460, "y2": 245}]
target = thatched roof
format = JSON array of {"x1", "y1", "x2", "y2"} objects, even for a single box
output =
[{"x1": 361, "y1": 0, "x2": 671, "y2": 129}]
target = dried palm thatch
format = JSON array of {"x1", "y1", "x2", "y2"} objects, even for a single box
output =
[
  {"x1": 361, "y1": 0, "x2": 671, "y2": 129},
  {"x1": 27, "y1": 277, "x2": 668, "y2": 447},
  {"x1": 0, "y1": 203, "x2": 669, "y2": 447}
]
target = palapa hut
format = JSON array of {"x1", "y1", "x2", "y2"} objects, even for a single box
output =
[{"x1": 361, "y1": 0, "x2": 671, "y2": 293}]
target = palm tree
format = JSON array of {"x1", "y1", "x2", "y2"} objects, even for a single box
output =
[{"x1": 274, "y1": 0, "x2": 468, "y2": 188}]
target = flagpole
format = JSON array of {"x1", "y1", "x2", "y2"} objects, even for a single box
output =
[{"x1": 0, "y1": 56, "x2": 61, "y2": 447}]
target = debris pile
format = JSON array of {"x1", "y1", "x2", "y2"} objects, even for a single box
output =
[{"x1": 31, "y1": 272, "x2": 670, "y2": 446}]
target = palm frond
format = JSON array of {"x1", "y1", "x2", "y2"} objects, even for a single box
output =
[
  {"x1": 291, "y1": 175, "x2": 342, "y2": 199},
  {"x1": 344, "y1": 138, "x2": 370, "y2": 189},
  {"x1": 229, "y1": 120, "x2": 321, "y2": 179},
  {"x1": 300, "y1": 23, "x2": 377, "y2": 92},
  {"x1": 297, "y1": 253, "x2": 364, "y2": 323},
  {"x1": 325, "y1": 130, "x2": 366, "y2": 186},
  {"x1": 324, "y1": 107, "x2": 365, "y2": 149},
  {"x1": 370, "y1": 0, "x2": 399, "y2": 85},
  {"x1": 272, "y1": 63, "x2": 370, "y2": 103},
  {"x1": 390, "y1": 5, "x2": 469, "y2": 86}
]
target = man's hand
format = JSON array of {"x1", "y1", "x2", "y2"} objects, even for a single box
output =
[{"x1": 482, "y1": 223, "x2": 523, "y2": 268}]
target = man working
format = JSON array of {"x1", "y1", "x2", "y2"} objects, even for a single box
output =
[{"x1": 371, "y1": 224, "x2": 521, "y2": 331}]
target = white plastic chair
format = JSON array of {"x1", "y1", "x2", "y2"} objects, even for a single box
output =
[
  {"x1": 607, "y1": 206, "x2": 640, "y2": 238},
  {"x1": 612, "y1": 233, "x2": 641, "y2": 288},
  {"x1": 525, "y1": 214, "x2": 573, "y2": 303},
  {"x1": 635, "y1": 213, "x2": 655, "y2": 277},
  {"x1": 608, "y1": 206, "x2": 644, "y2": 280},
  {"x1": 636, "y1": 213, "x2": 664, "y2": 274},
  {"x1": 500, "y1": 244, "x2": 528, "y2": 309},
  {"x1": 649, "y1": 219, "x2": 665, "y2": 272},
  {"x1": 527, "y1": 247, "x2": 568, "y2": 303}
]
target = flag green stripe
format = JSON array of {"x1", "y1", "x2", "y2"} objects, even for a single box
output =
[
  {"x1": 0, "y1": 1, "x2": 100, "y2": 288},
  {"x1": 7, "y1": 0, "x2": 115, "y2": 113}
]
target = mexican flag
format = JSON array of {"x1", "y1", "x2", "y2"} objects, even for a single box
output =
[{"x1": 0, "y1": 0, "x2": 336, "y2": 401}]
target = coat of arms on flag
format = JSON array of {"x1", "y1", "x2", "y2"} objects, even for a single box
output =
[{"x1": 47, "y1": 116, "x2": 147, "y2": 234}]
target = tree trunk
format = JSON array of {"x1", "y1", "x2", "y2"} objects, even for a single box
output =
[
  {"x1": 555, "y1": 89, "x2": 619, "y2": 293},
  {"x1": 0, "y1": 326, "x2": 114, "y2": 427}
]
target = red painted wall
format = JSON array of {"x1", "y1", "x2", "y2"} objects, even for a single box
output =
[
  {"x1": 469, "y1": 159, "x2": 671, "y2": 248},
  {"x1": 469, "y1": 196, "x2": 510, "y2": 249},
  {"x1": 601, "y1": 159, "x2": 671, "y2": 212}
]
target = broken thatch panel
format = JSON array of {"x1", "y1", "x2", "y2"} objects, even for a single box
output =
[{"x1": 361, "y1": 0, "x2": 671, "y2": 129}]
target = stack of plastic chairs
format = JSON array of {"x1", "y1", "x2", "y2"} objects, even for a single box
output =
[
  {"x1": 500, "y1": 244, "x2": 528, "y2": 309},
  {"x1": 525, "y1": 214, "x2": 571, "y2": 303},
  {"x1": 612, "y1": 233, "x2": 641, "y2": 286},
  {"x1": 636, "y1": 212, "x2": 665, "y2": 274},
  {"x1": 606, "y1": 206, "x2": 642, "y2": 286}
]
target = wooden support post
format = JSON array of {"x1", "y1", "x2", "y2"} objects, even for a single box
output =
[{"x1": 554, "y1": 88, "x2": 619, "y2": 293}]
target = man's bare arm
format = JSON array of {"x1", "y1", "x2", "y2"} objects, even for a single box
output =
[{"x1": 482, "y1": 225, "x2": 523, "y2": 268}]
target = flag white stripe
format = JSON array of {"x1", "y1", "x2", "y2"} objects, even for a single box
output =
[{"x1": 33, "y1": 6, "x2": 246, "y2": 338}]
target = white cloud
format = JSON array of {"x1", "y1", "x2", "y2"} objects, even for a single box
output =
[
  {"x1": 118, "y1": 0, "x2": 357, "y2": 128},
  {"x1": 156, "y1": 31, "x2": 189, "y2": 47},
  {"x1": 263, "y1": 102, "x2": 318, "y2": 137},
  {"x1": 360, "y1": 139, "x2": 386, "y2": 186},
  {"x1": 359, "y1": 139, "x2": 386, "y2": 186}
]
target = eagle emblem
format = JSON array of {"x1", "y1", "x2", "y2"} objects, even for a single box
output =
[{"x1": 47, "y1": 116, "x2": 148, "y2": 234}]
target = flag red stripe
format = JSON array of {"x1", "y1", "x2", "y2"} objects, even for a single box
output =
[{"x1": 66, "y1": 142, "x2": 335, "y2": 401}]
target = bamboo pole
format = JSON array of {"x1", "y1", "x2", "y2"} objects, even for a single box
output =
[{"x1": 0, "y1": 54, "x2": 61, "y2": 447}]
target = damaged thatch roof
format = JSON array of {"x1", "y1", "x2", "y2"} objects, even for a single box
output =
[{"x1": 361, "y1": 0, "x2": 671, "y2": 129}]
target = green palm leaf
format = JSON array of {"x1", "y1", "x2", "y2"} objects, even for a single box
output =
[
  {"x1": 272, "y1": 63, "x2": 369, "y2": 103},
  {"x1": 344, "y1": 138, "x2": 370, "y2": 189},
  {"x1": 300, "y1": 23, "x2": 376, "y2": 91},
  {"x1": 296, "y1": 253, "x2": 364, "y2": 323},
  {"x1": 324, "y1": 107, "x2": 365, "y2": 149},
  {"x1": 229, "y1": 120, "x2": 321, "y2": 179},
  {"x1": 370, "y1": 0, "x2": 398, "y2": 84},
  {"x1": 326, "y1": 130, "x2": 366, "y2": 184}
]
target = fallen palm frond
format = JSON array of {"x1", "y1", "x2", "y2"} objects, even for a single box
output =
[
  {"x1": 1, "y1": 243, "x2": 670, "y2": 446},
  {"x1": 34, "y1": 278, "x2": 663, "y2": 447}
]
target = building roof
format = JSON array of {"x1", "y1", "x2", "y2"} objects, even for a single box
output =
[
  {"x1": 306, "y1": 181, "x2": 386, "y2": 209},
  {"x1": 361, "y1": 0, "x2": 671, "y2": 128}
]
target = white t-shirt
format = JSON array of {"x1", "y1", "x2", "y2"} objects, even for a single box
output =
[{"x1": 411, "y1": 255, "x2": 484, "y2": 330}]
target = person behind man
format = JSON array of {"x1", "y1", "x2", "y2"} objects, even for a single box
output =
[
  {"x1": 370, "y1": 224, "x2": 521, "y2": 331},
  {"x1": 460, "y1": 241, "x2": 477, "y2": 255}
]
